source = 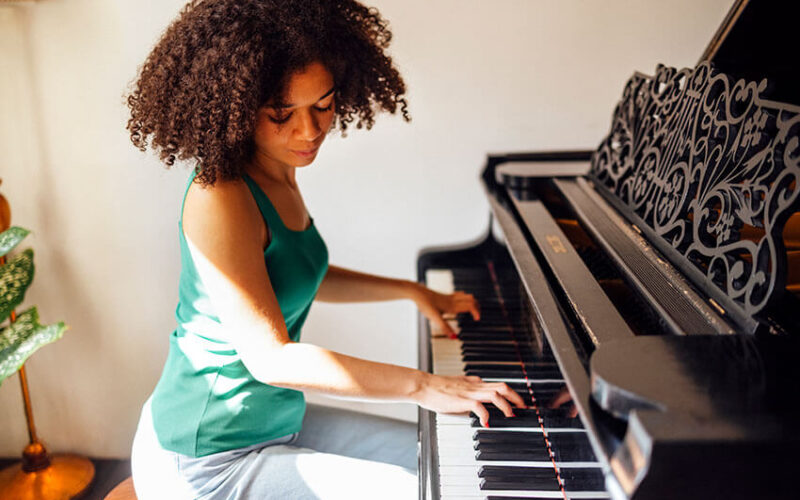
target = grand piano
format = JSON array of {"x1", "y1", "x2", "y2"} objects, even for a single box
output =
[{"x1": 416, "y1": 1, "x2": 800, "y2": 499}]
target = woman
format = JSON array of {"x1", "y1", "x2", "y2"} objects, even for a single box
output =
[{"x1": 127, "y1": 1, "x2": 525, "y2": 498}]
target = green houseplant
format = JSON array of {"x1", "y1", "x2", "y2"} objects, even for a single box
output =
[
  {"x1": 0, "y1": 181, "x2": 95, "y2": 499},
  {"x1": 0, "y1": 227, "x2": 67, "y2": 386}
]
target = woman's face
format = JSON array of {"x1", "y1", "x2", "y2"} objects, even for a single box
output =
[{"x1": 252, "y1": 62, "x2": 336, "y2": 170}]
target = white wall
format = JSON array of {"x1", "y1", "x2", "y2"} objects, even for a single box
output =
[{"x1": 0, "y1": 0, "x2": 732, "y2": 458}]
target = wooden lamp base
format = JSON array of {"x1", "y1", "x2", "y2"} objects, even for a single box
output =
[
  {"x1": 0, "y1": 450, "x2": 95, "y2": 500},
  {"x1": 0, "y1": 183, "x2": 94, "y2": 499}
]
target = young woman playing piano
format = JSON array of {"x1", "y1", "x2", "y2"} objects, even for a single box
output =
[{"x1": 126, "y1": 1, "x2": 525, "y2": 498}]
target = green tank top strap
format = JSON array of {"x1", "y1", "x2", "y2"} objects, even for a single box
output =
[{"x1": 241, "y1": 173, "x2": 315, "y2": 236}]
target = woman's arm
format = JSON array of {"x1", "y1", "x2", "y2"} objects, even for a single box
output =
[
  {"x1": 316, "y1": 265, "x2": 416, "y2": 303},
  {"x1": 182, "y1": 180, "x2": 524, "y2": 425},
  {"x1": 317, "y1": 265, "x2": 480, "y2": 337}
]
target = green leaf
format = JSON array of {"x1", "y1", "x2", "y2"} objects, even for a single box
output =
[
  {"x1": 0, "y1": 307, "x2": 66, "y2": 386},
  {"x1": 0, "y1": 248, "x2": 34, "y2": 324},
  {"x1": 0, "y1": 227, "x2": 30, "y2": 258}
]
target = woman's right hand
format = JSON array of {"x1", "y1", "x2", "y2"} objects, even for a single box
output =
[{"x1": 412, "y1": 373, "x2": 527, "y2": 427}]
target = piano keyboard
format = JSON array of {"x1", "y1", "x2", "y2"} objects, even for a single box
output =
[{"x1": 426, "y1": 267, "x2": 610, "y2": 500}]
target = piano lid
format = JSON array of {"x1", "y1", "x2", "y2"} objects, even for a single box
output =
[{"x1": 700, "y1": 0, "x2": 800, "y2": 106}]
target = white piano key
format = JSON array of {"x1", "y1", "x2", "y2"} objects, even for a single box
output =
[
  {"x1": 435, "y1": 413, "x2": 472, "y2": 424},
  {"x1": 440, "y1": 484, "x2": 566, "y2": 498},
  {"x1": 426, "y1": 269, "x2": 455, "y2": 294},
  {"x1": 483, "y1": 377, "x2": 565, "y2": 384},
  {"x1": 438, "y1": 458, "x2": 603, "y2": 469},
  {"x1": 440, "y1": 485, "x2": 610, "y2": 499}
]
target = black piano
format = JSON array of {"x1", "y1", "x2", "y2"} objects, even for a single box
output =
[{"x1": 416, "y1": 1, "x2": 800, "y2": 499}]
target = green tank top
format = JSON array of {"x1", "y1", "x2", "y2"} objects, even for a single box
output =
[{"x1": 149, "y1": 171, "x2": 329, "y2": 457}]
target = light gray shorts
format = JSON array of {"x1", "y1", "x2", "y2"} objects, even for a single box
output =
[{"x1": 131, "y1": 399, "x2": 417, "y2": 499}]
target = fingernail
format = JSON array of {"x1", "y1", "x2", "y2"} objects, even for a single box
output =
[
  {"x1": 448, "y1": 333, "x2": 458, "y2": 339},
  {"x1": 483, "y1": 421, "x2": 490, "y2": 428},
  {"x1": 511, "y1": 412, "x2": 517, "y2": 418}
]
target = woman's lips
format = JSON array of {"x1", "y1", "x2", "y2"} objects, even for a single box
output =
[{"x1": 292, "y1": 146, "x2": 320, "y2": 159}]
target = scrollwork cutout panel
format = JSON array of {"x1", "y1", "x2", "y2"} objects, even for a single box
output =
[{"x1": 591, "y1": 62, "x2": 800, "y2": 323}]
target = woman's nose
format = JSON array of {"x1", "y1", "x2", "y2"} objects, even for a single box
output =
[{"x1": 296, "y1": 110, "x2": 322, "y2": 141}]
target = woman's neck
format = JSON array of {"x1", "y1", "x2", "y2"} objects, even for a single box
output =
[{"x1": 247, "y1": 154, "x2": 298, "y2": 189}]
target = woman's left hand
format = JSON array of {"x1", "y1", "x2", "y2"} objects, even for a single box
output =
[{"x1": 411, "y1": 284, "x2": 480, "y2": 339}]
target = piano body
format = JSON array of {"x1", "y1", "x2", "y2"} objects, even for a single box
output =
[{"x1": 416, "y1": 1, "x2": 800, "y2": 499}]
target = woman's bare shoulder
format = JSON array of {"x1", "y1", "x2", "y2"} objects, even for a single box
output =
[{"x1": 182, "y1": 176, "x2": 265, "y2": 244}]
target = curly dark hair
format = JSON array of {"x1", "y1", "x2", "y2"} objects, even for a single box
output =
[{"x1": 126, "y1": 0, "x2": 409, "y2": 186}]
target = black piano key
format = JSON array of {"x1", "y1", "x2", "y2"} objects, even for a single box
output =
[
  {"x1": 502, "y1": 384, "x2": 574, "y2": 407},
  {"x1": 475, "y1": 442, "x2": 534, "y2": 452},
  {"x1": 476, "y1": 449, "x2": 552, "y2": 461},
  {"x1": 474, "y1": 430, "x2": 546, "y2": 444},
  {"x1": 465, "y1": 362, "x2": 559, "y2": 370},
  {"x1": 505, "y1": 381, "x2": 561, "y2": 391},
  {"x1": 478, "y1": 466, "x2": 558, "y2": 481},
  {"x1": 530, "y1": 384, "x2": 566, "y2": 395},
  {"x1": 513, "y1": 391, "x2": 534, "y2": 406},
  {"x1": 466, "y1": 369, "x2": 523, "y2": 379},
  {"x1": 465, "y1": 363, "x2": 562, "y2": 378},
  {"x1": 479, "y1": 477, "x2": 560, "y2": 491},
  {"x1": 538, "y1": 408, "x2": 584, "y2": 428},
  {"x1": 461, "y1": 342, "x2": 532, "y2": 349},
  {"x1": 461, "y1": 343, "x2": 543, "y2": 354},
  {"x1": 458, "y1": 332, "x2": 515, "y2": 342},
  {"x1": 532, "y1": 387, "x2": 564, "y2": 399},
  {"x1": 473, "y1": 431, "x2": 598, "y2": 463},
  {"x1": 458, "y1": 319, "x2": 529, "y2": 328},
  {"x1": 472, "y1": 408, "x2": 584, "y2": 429},
  {"x1": 458, "y1": 325, "x2": 516, "y2": 332},
  {"x1": 461, "y1": 346, "x2": 552, "y2": 358},
  {"x1": 457, "y1": 324, "x2": 530, "y2": 332},
  {"x1": 462, "y1": 352, "x2": 543, "y2": 362},
  {"x1": 466, "y1": 368, "x2": 563, "y2": 380},
  {"x1": 548, "y1": 433, "x2": 599, "y2": 461},
  {"x1": 474, "y1": 439, "x2": 547, "y2": 451},
  {"x1": 484, "y1": 407, "x2": 543, "y2": 420},
  {"x1": 559, "y1": 468, "x2": 607, "y2": 491},
  {"x1": 458, "y1": 336, "x2": 518, "y2": 345},
  {"x1": 464, "y1": 341, "x2": 551, "y2": 351},
  {"x1": 479, "y1": 466, "x2": 605, "y2": 492},
  {"x1": 553, "y1": 446, "x2": 597, "y2": 462},
  {"x1": 471, "y1": 415, "x2": 539, "y2": 428},
  {"x1": 459, "y1": 311, "x2": 524, "y2": 320},
  {"x1": 477, "y1": 443, "x2": 596, "y2": 464}
]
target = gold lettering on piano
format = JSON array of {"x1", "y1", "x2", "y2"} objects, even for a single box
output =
[
  {"x1": 708, "y1": 298, "x2": 726, "y2": 315},
  {"x1": 546, "y1": 235, "x2": 567, "y2": 254}
]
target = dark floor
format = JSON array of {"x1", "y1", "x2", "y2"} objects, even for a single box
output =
[{"x1": 0, "y1": 457, "x2": 131, "y2": 500}]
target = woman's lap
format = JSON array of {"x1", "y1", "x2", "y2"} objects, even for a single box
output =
[
  {"x1": 131, "y1": 401, "x2": 417, "y2": 499},
  {"x1": 295, "y1": 403, "x2": 417, "y2": 471}
]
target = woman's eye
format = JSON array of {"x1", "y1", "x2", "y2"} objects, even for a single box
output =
[
  {"x1": 314, "y1": 102, "x2": 334, "y2": 112},
  {"x1": 268, "y1": 112, "x2": 292, "y2": 124}
]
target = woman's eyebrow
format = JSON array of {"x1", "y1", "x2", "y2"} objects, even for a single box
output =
[
  {"x1": 270, "y1": 87, "x2": 336, "y2": 109},
  {"x1": 316, "y1": 87, "x2": 336, "y2": 102}
]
